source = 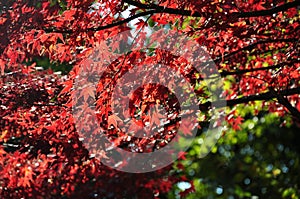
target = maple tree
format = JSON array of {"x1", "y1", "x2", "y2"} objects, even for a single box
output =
[{"x1": 0, "y1": 0, "x2": 299, "y2": 198}]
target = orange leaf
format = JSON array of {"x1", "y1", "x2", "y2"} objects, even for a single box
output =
[{"x1": 108, "y1": 114, "x2": 122, "y2": 129}]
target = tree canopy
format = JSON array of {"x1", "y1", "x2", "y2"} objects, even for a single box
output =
[{"x1": 0, "y1": 0, "x2": 299, "y2": 198}]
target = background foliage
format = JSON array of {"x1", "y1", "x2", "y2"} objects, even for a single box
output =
[{"x1": 0, "y1": 0, "x2": 299, "y2": 198}]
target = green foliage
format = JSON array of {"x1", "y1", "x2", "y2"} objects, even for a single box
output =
[
  {"x1": 170, "y1": 112, "x2": 300, "y2": 199},
  {"x1": 26, "y1": 57, "x2": 73, "y2": 74}
]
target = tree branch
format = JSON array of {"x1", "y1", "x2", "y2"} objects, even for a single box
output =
[
  {"x1": 44, "y1": 10, "x2": 158, "y2": 33},
  {"x1": 219, "y1": 59, "x2": 299, "y2": 77},
  {"x1": 237, "y1": 1, "x2": 300, "y2": 18},
  {"x1": 269, "y1": 88, "x2": 300, "y2": 119},
  {"x1": 199, "y1": 87, "x2": 300, "y2": 111},
  {"x1": 215, "y1": 38, "x2": 297, "y2": 63},
  {"x1": 44, "y1": 1, "x2": 300, "y2": 33},
  {"x1": 123, "y1": 0, "x2": 300, "y2": 18}
]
